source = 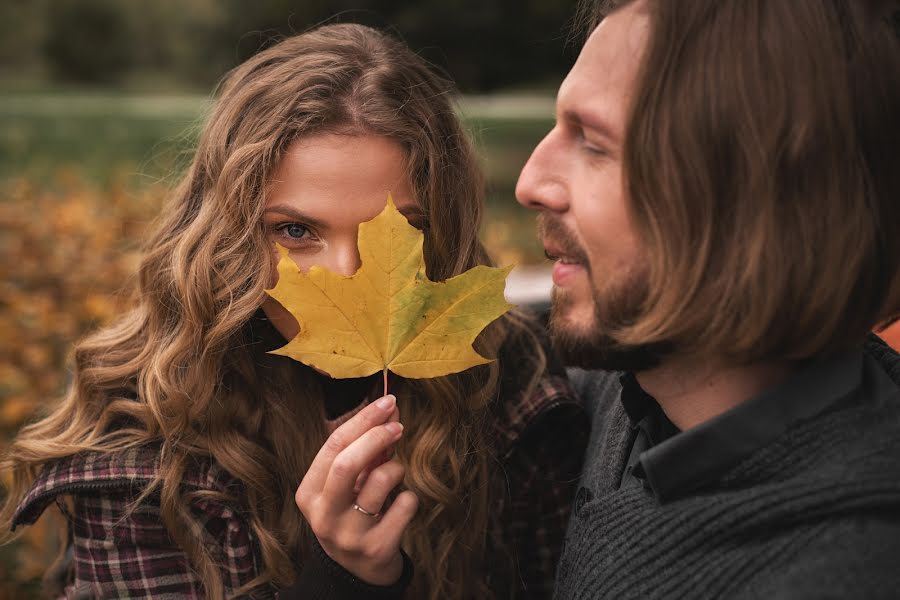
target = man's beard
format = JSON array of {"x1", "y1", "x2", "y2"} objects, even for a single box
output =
[
  {"x1": 539, "y1": 215, "x2": 667, "y2": 372},
  {"x1": 549, "y1": 272, "x2": 666, "y2": 371}
]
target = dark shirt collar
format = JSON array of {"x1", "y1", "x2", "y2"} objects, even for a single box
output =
[
  {"x1": 621, "y1": 350, "x2": 864, "y2": 503},
  {"x1": 619, "y1": 372, "x2": 659, "y2": 424}
]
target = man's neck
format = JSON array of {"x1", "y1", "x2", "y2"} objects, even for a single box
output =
[{"x1": 635, "y1": 358, "x2": 794, "y2": 431}]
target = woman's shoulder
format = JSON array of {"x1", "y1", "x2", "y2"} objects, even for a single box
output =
[
  {"x1": 11, "y1": 443, "x2": 244, "y2": 531},
  {"x1": 489, "y1": 310, "x2": 589, "y2": 459},
  {"x1": 11, "y1": 445, "x2": 268, "y2": 598}
]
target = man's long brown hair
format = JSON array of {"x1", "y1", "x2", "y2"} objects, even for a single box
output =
[
  {"x1": 577, "y1": 0, "x2": 900, "y2": 363},
  {"x1": 1, "y1": 24, "x2": 542, "y2": 599}
]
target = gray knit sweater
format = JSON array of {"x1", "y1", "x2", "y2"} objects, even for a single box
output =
[{"x1": 558, "y1": 338, "x2": 900, "y2": 599}]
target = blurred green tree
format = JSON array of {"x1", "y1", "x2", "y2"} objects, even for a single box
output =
[
  {"x1": 0, "y1": 0, "x2": 46, "y2": 79},
  {"x1": 2, "y1": 0, "x2": 580, "y2": 92},
  {"x1": 43, "y1": 0, "x2": 136, "y2": 83}
]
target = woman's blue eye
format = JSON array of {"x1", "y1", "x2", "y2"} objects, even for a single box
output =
[{"x1": 284, "y1": 223, "x2": 308, "y2": 239}]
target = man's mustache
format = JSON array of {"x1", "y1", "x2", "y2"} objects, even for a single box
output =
[{"x1": 536, "y1": 214, "x2": 590, "y2": 267}]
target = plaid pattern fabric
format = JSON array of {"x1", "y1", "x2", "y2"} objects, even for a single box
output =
[
  {"x1": 489, "y1": 372, "x2": 588, "y2": 600},
  {"x1": 13, "y1": 446, "x2": 271, "y2": 599},
  {"x1": 13, "y1": 347, "x2": 586, "y2": 599}
]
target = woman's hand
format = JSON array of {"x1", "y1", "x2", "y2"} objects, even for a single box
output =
[{"x1": 295, "y1": 394, "x2": 418, "y2": 586}]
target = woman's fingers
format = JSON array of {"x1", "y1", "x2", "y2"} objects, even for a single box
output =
[
  {"x1": 321, "y1": 421, "x2": 404, "y2": 506},
  {"x1": 353, "y1": 459, "x2": 406, "y2": 517},
  {"x1": 370, "y1": 490, "x2": 418, "y2": 550},
  {"x1": 384, "y1": 405, "x2": 400, "y2": 460},
  {"x1": 292, "y1": 397, "x2": 416, "y2": 589},
  {"x1": 298, "y1": 395, "x2": 397, "y2": 497},
  {"x1": 353, "y1": 406, "x2": 400, "y2": 493}
]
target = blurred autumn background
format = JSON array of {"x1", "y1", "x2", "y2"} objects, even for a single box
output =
[
  {"x1": 0, "y1": 0, "x2": 580, "y2": 594},
  {"x1": 2, "y1": 1, "x2": 899, "y2": 596}
]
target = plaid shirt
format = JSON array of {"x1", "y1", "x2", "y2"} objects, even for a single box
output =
[
  {"x1": 12, "y1": 445, "x2": 269, "y2": 598},
  {"x1": 13, "y1": 350, "x2": 587, "y2": 598},
  {"x1": 487, "y1": 373, "x2": 588, "y2": 599}
]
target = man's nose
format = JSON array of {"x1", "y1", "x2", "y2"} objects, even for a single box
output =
[{"x1": 515, "y1": 129, "x2": 569, "y2": 214}]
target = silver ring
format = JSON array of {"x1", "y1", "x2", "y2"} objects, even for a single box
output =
[{"x1": 351, "y1": 503, "x2": 380, "y2": 518}]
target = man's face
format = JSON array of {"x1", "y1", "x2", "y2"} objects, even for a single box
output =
[{"x1": 516, "y1": 2, "x2": 660, "y2": 370}]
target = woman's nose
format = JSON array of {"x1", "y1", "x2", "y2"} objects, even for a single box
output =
[{"x1": 330, "y1": 239, "x2": 362, "y2": 277}]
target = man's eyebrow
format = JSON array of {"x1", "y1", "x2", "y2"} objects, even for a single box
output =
[
  {"x1": 265, "y1": 204, "x2": 327, "y2": 230},
  {"x1": 562, "y1": 109, "x2": 620, "y2": 143}
]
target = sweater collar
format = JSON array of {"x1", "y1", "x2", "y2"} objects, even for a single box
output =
[{"x1": 623, "y1": 349, "x2": 864, "y2": 503}]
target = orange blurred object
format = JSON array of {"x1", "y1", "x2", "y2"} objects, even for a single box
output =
[
  {"x1": 879, "y1": 321, "x2": 900, "y2": 351},
  {"x1": 0, "y1": 175, "x2": 162, "y2": 596}
]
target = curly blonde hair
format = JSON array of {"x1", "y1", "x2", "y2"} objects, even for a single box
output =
[{"x1": 1, "y1": 23, "x2": 544, "y2": 599}]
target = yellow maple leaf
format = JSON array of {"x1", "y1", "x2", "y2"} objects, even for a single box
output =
[{"x1": 266, "y1": 195, "x2": 513, "y2": 386}]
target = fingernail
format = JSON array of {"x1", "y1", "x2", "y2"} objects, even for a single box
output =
[
  {"x1": 384, "y1": 422, "x2": 403, "y2": 435},
  {"x1": 376, "y1": 395, "x2": 396, "y2": 410}
]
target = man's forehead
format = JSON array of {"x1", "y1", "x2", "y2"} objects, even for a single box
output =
[{"x1": 557, "y1": 4, "x2": 649, "y2": 128}]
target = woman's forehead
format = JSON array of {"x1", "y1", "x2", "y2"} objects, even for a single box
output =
[{"x1": 266, "y1": 133, "x2": 418, "y2": 223}]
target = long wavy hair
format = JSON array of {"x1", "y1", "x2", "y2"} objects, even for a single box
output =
[{"x1": 1, "y1": 23, "x2": 544, "y2": 599}]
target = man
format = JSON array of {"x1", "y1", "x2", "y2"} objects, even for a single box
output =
[{"x1": 516, "y1": 1, "x2": 900, "y2": 598}]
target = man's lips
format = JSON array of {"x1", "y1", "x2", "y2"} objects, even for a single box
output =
[
  {"x1": 551, "y1": 261, "x2": 585, "y2": 285},
  {"x1": 544, "y1": 250, "x2": 582, "y2": 265},
  {"x1": 542, "y1": 241, "x2": 587, "y2": 286},
  {"x1": 542, "y1": 240, "x2": 585, "y2": 266}
]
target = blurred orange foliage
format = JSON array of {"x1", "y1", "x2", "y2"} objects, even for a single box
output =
[{"x1": 0, "y1": 172, "x2": 162, "y2": 594}]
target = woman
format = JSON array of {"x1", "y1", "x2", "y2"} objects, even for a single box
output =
[{"x1": 1, "y1": 24, "x2": 587, "y2": 599}]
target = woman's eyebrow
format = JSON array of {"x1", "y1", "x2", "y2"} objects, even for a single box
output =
[
  {"x1": 265, "y1": 204, "x2": 328, "y2": 230},
  {"x1": 266, "y1": 201, "x2": 427, "y2": 228}
]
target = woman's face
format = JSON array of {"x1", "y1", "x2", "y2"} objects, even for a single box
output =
[{"x1": 261, "y1": 133, "x2": 421, "y2": 341}]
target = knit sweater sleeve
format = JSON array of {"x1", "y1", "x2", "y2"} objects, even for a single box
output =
[
  {"x1": 280, "y1": 538, "x2": 413, "y2": 600},
  {"x1": 747, "y1": 516, "x2": 900, "y2": 600}
]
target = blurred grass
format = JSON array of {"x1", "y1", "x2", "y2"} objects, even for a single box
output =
[
  {"x1": 0, "y1": 93, "x2": 208, "y2": 183},
  {"x1": 0, "y1": 92, "x2": 552, "y2": 262},
  {"x1": 0, "y1": 93, "x2": 550, "y2": 186},
  {"x1": 0, "y1": 91, "x2": 553, "y2": 594}
]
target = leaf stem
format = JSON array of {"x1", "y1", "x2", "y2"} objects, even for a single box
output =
[{"x1": 383, "y1": 367, "x2": 389, "y2": 397}]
